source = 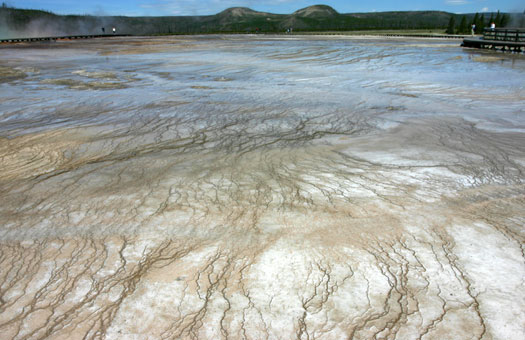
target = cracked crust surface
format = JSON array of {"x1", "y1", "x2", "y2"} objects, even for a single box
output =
[{"x1": 0, "y1": 36, "x2": 524, "y2": 339}]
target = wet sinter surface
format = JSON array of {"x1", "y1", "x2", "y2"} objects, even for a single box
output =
[{"x1": 0, "y1": 35, "x2": 524, "y2": 339}]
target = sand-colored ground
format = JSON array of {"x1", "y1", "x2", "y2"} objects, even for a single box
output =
[{"x1": 0, "y1": 36, "x2": 524, "y2": 339}]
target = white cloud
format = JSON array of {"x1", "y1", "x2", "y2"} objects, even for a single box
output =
[
  {"x1": 481, "y1": 7, "x2": 489, "y2": 12},
  {"x1": 446, "y1": 0, "x2": 469, "y2": 5}
]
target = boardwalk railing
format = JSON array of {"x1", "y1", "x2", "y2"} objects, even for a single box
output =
[
  {"x1": 1, "y1": 34, "x2": 130, "y2": 44},
  {"x1": 483, "y1": 28, "x2": 525, "y2": 42},
  {"x1": 462, "y1": 28, "x2": 525, "y2": 52}
]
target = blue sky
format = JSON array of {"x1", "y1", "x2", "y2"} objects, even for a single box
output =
[{"x1": 6, "y1": 0, "x2": 525, "y2": 16}]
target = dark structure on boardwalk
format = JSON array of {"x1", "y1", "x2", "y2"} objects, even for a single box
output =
[{"x1": 463, "y1": 28, "x2": 525, "y2": 52}]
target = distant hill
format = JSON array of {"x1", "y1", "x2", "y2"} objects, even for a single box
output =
[
  {"x1": 218, "y1": 7, "x2": 269, "y2": 18},
  {"x1": 0, "y1": 4, "x2": 518, "y2": 38},
  {"x1": 293, "y1": 5, "x2": 339, "y2": 18}
]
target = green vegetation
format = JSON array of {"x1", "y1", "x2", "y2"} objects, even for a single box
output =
[
  {"x1": 446, "y1": 16, "x2": 456, "y2": 34},
  {"x1": 441, "y1": 10, "x2": 514, "y2": 35},
  {"x1": 458, "y1": 16, "x2": 468, "y2": 34},
  {"x1": 295, "y1": 29, "x2": 448, "y2": 35},
  {"x1": 0, "y1": 4, "x2": 519, "y2": 38}
]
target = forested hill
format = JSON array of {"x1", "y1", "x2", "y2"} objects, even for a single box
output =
[{"x1": 0, "y1": 4, "x2": 517, "y2": 38}]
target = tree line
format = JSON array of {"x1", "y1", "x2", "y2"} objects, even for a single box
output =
[{"x1": 446, "y1": 11, "x2": 511, "y2": 34}]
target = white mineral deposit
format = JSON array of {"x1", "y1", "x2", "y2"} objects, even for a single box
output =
[{"x1": 0, "y1": 35, "x2": 524, "y2": 339}]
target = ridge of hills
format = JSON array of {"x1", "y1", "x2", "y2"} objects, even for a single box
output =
[{"x1": 0, "y1": 4, "x2": 514, "y2": 38}]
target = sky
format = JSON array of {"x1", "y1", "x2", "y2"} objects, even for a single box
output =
[{"x1": 5, "y1": 0, "x2": 525, "y2": 16}]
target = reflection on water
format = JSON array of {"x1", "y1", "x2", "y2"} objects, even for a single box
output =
[{"x1": 0, "y1": 36, "x2": 524, "y2": 339}]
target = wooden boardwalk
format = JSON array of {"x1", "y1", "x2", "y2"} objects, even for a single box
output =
[
  {"x1": 462, "y1": 28, "x2": 525, "y2": 52},
  {"x1": 0, "y1": 34, "x2": 130, "y2": 44}
]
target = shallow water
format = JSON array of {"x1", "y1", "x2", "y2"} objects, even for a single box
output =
[{"x1": 0, "y1": 35, "x2": 524, "y2": 339}]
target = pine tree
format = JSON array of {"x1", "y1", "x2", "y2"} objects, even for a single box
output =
[
  {"x1": 446, "y1": 16, "x2": 456, "y2": 34},
  {"x1": 495, "y1": 11, "x2": 501, "y2": 27},
  {"x1": 459, "y1": 16, "x2": 468, "y2": 34},
  {"x1": 478, "y1": 14, "x2": 485, "y2": 31},
  {"x1": 472, "y1": 13, "x2": 479, "y2": 25},
  {"x1": 500, "y1": 13, "x2": 510, "y2": 27}
]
